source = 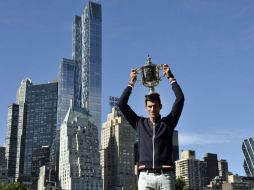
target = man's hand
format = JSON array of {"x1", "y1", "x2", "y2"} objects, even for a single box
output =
[
  {"x1": 162, "y1": 64, "x2": 174, "y2": 79},
  {"x1": 129, "y1": 69, "x2": 137, "y2": 86}
]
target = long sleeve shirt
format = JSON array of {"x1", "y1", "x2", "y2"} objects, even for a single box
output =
[{"x1": 118, "y1": 82, "x2": 184, "y2": 168}]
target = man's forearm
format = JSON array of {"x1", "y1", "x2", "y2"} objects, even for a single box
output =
[{"x1": 118, "y1": 86, "x2": 139, "y2": 129}]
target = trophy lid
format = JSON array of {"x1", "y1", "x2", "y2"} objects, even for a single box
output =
[{"x1": 146, "y1": 54, "x2": 152, "y2": 65}]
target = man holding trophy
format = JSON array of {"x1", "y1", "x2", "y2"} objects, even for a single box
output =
[{"x1": 118, "y1": 56, "x2": 185, "y2": 190}]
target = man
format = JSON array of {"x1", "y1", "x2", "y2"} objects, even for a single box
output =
[{"x1": 118, "y1": 64, "x2": 184, "y2": 190}]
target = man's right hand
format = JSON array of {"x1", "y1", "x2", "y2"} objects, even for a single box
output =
[{"x1": 129, "y1": 69, "x2": 137, "y2": 86}]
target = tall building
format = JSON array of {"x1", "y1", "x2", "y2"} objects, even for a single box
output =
[
  {"x1": 50, "y1": 58, "x2": 75, "y2": 184},
  {"x1": 59, "y1": 103, "x2": 102, "y2": 190},
  {"x1": 218, "y1": 159, "x2": 228, "y2": 181},
  {"x1": 204, "y1": 153, "x2": 219, "y2": 184},
  {"x1": 57, "y1": 1, "x2": 102, "y2": 189},
  {"x1": 4, "y1": 78, "x2": 31, "y2": 181},
  {"x1": 100, "y1": 107, "x2": 137, "y2": 190},
  {"x1": 4, "y1": 104, "x2": 19, "y2": 179},
  {"x1": 242, "y1": 138, "x2": 254, "y2": 177},
  {"x1": 22, "y1": 82, "x2": 58, "y2": 178},
  {"x1": 15, "y1": 78, "x2": 30, "y2": 180},
  {"x1": 57, "y1": 58, "x2": 75, "y2": 130},
  {"x1": 72, "y1": 1, "x2": 102, "y2": 132},
  {"x1": 173, "y1": 130, "x2": 179, "y2": 162},
  {"x1": 175, "y1": 150, "x2": 207, "y2": 190}
]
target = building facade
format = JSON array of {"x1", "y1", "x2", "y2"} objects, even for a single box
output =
[
  {"x1": 31, "y1": 146, "x2": 51, "y2": 189},
  {"x1": 175, "y1": 150, "x2": 207, "y2": 190},
  {"x1": 23, "y1": 82, "x2": 58, "y2": 178},
  {"x1": 4, "y1": 78, "x2": 31, "y2": 181},
  {"x1": 37, "y1": 165, "x2": 57, "y2": 190},
  {"x1": 59, "y1": 103, "x2": 102, "y2": 190},
  {"x1": 5, "y1": 104, "x2": 19, "y2": 179},
  {"x1": 204, "y1": 153, "x2": 219, "y2": 184},
  {"x1": 222, "y1": 174, "x2": 254, "y2": 190},
  {"x1": 0, "y1": 147, "x2": 8, "y2": 183},
  {"x1": 173, "y1": 130, "x2": 179, "y2": 163},
  {"x1": 15, "y1": 78, "x2": 30, "y2": 180},
  {"x1": 57, "y1": 58, "x2": 75, "y2": 130},
  {"x1": 100, "y1": 107, "x2": 137, "y2": 190},
  {"x1": 72, "y1": 1, "x2": 102, "y2": 132},
  {"x1": 218, "y1": 159, "x2": 228, "y2": 181},
  {"x1": 49, "y1": 58, "x2": 75, "y2": 185},
  {"x1": 242, "y1": 138, "x2": 254, "y2": 177}
]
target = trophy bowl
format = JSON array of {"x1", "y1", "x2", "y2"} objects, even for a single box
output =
[
  {"x1": 141, "y1": 64, "x2": 160, "y2": 88},
  {"x1": 136, "y1": 55, "x2": 165, "y2": 94}
]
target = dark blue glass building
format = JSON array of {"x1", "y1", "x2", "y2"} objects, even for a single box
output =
[{"x1": 242, "y1": 138, "x2": 254, "y2": 177}]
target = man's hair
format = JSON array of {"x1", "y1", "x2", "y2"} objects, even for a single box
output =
[{"x1": 145, "y1": 93, "x2": 161, "y2": 106}]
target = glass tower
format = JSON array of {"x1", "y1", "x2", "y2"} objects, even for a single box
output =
[
  {"x1": 72, "y1": 1, "x2": 102, "y2": 133},
  {"x1": 50, "y1": 58, "x2": 74, "y2": 185},
  {"x1": 242, "y1": 138, "x2": 254, "y2": 177},
  {"x1": 173, "y1": 130, "x2": 179, "y2": 163},
  {"x1": 23, "y1": 82, "x2": 58, "y2": 177},
  {"x1": 5, "y1": 104, "x2": 19, "y2": 178},
  {"x1": 57, "y1": 58, "x2": 74, "y2": 130}
]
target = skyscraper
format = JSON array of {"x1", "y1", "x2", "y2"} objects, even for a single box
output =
[
  {"x1": 59, "y1": 103, "x2": 102, "y2": 190},
  {"x1": 58, "y1": 2, "x2": 102, "y2": 189},
  {"x1": 23, "y1": 82, "x2": 58, "y2": 178},
  {"x1": 72, "y1": 1, "x2": 102, "y2": 132},
  {"x1": 173, "y1": 130, "x2": 179, "y2": 162},
  {"x1": 51, "y1": 58, "x2": 74, "y2": 179},
  {"x1": 4, "y1": 104, "x2": 19, "y2": 179},
  {"x1": 4, "y1": 78, "x2": 58, "y2": 183},
  {"x1": 15, "y1": 78, "x2": 30, "y2": 180},
  {"x1": 242, "y1": 138, "x2": 254, "y2": 177},
  {"x1": 100, "y1": 107, "x2": 137, "y2": 190},
  {"x1": 57, "y1": 58, "x2": 75, "y2": 130},
  {"x1": 4, "y1": 78, "x2": 31, "y2": 181},
  {"x1": 204, "y1": 153, "x2": 219, "y2": 184}
]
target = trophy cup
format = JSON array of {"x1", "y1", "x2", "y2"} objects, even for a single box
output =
[{"x1": 136, "y1": 55, "x2": 165, "y2": 95}]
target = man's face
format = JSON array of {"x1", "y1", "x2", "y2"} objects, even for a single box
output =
[{"x1": 145, "y1": 100, "x2": 161, "y2": 121}]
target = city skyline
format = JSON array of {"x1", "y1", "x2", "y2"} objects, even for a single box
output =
[{"x1": 1, "y1": 0, "x2": 254, "y2": 176}]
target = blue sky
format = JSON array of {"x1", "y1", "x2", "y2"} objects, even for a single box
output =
[{"x1": 1, "y1": 0, "x2": 254, "y2": 176}]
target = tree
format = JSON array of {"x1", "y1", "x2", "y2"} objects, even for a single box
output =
[
  {"x1": 0, "y1": 182, "x2": 30, "y2": 190},
  {"x1": 175, "y1": 177, "x2": 188, "y2": 190}
]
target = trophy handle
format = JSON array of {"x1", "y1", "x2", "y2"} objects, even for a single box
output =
[
  {"x1": 133, "y1": 67, "x2": 143, "y2": 83},
  {"x1": 158, "y1": 64, "x2": 166, "y2": 80}
]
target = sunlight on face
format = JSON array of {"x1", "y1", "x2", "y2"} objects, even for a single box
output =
[{"x1": 145, "y1": 100, "x2": 161, "y2": 121}]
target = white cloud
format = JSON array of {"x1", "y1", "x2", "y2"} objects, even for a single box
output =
[{"x1": 179, "y1": 131, "x2": 245, "y2": 146}]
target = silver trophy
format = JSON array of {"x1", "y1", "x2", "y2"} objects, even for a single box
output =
[{"x1": 136, "y1": 55, "x2": 165, "y2": 94}]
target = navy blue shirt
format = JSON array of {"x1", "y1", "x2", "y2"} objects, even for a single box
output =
[{"x1": 118, "y1": 82, "x2": 184, "y2": 168}]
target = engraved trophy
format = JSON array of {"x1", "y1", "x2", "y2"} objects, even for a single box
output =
[{"x1": 136, "y1": 55, "x2": 165, "y2": 95}]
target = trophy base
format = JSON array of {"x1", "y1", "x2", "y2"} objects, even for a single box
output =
[{"x1": 148, "y1": 87, "x2": 156, "y2": 95}]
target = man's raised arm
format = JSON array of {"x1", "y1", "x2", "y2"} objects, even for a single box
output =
[
  {"x1": 163, "y1": 65, "x2": 185, "y2": 128},
  {"x1": 118, "y1": 70, "x2": 140, "y2": 129}
]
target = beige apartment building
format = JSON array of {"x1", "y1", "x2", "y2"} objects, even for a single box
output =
[
  {"x1": 175, "y1": 150, "x2": 207, "y2": 190},
  {"x1": 100, "y1": 107, "x2": 137, "y2": 190}
]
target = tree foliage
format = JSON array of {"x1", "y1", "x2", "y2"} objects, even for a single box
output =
[
  {"x1": 175, "y1": 177, "x2": 188, "y2": 190},
  {"x1": 0, "y1": 182, "x2": 30, "y2": 190}
]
